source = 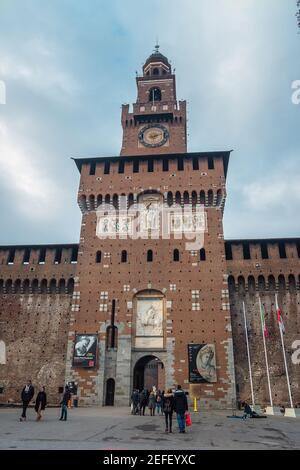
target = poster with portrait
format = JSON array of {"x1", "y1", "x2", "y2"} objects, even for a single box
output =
[
  {"x1": 188, "y1": 343, "x2": 217, "y2": 383},
  {"x1": 73, "y1": 334, "x2": 97, "y2": 368}
]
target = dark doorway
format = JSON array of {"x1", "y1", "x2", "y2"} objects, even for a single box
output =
[
  {"x1": 133, "y1": 355, "x2": 164, "y2": 391},
  {"x1": 105, "y1": 378, "x2": 115, "y2": 406}
]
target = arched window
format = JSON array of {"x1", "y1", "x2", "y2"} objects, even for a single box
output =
[
  {"x1": 238, "y1": 276, "x2": 246, "y2": 295},
  {"x1": 104, "y1": 194, "x2": 111, "y2": 205},
  {"x1": 67, "y1": 278, "x2": 74, "y2": 295},
  {"x1": 112, "y1": 194, "x2": 118, "y2": 209},
  {"x1": 228, "y1": 275, "x2": 235, "y2": 294},
  {"x1": 58, "y1": 278, "x2": 66, "y2": 294},
  {"x1": 32, "y1": 279, "x2": 39, "y2": 294},
  {"x1": 149, "y1": 87, "x2": 161, "y2": 101},
  {"x1": 208, "y1": 189, "x2": 214, "y2": 206},
  {"x1": 173, "y1": 249, "x2": 180, "y2": 262},
  {"x1": 96, "y1": 251, "x2": 102, "y2": 263},
  {"x1": 49, "y1": 279, "x2": 57, "y2": 294},
  {"x1": 200, "y1": 248, "x2": 206, "y2": 261},
  {"x1": 5, "y1": 279, "x2": 12, "y2": 294},
  {"x1": 152, "y1": 68, "x2": 159, "y2": 76},
  {"x1": 200, "y1": 190, "x2": 205, "y2": 205},
  {"x1": 183, "y1": 191, "x2": 189, "y2": 204},
  {"x1": 175, "y1": 191, "x2": 181, "y2": 205},
  {"x1": 258, "y1": 275, "x2": 266, "y2": 291},
  {"x1": 128, "y1": 193, "x2": 134, "y2": 207},
  {"x1": 278, "y1": 274, "x2": 286, "y2": 292},
  {"x1": 248, "y1": 276, "x2": 256, "y2": 295},
  {"x1": 89, "y1": 195, "x2": 95, "y2": 210},
  {"x1": 191, "y1": 191, "x2": 197, "y2": 207},
  {"x1": 288, "y1": 274, "x2": 296, "y2": 294},
  {"x1": 121, "y1": 250, "x2": 127, "y2": 263},
  {"x1": 96, "y1": 194, "x2": 103, "y2": 208},
  {"x1": 167, "y1": 191, "x2": 173, "y2": 207},
  {"x1": 40, "y1": 279, "x2": 47, "y2": 294},
  {"x1": 268, "y1": 275, "x2": 276, "y2": 291},
  {"x1": 23, "y1": 279, "x2": 30, "y2": 294},
  {"x1": 147, "y1": 250, "x2": 153, "y2": 262},
  {"x1": 14, "y1": 279, "x2": 21, "y2": 294},
  {"x1": 216, "y1": 189, "x2": 222, "y2": 206}
]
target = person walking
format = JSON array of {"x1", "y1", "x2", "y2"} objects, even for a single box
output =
[
  {"x1": 148, "y1": 390, "x2": 156, "y2": 416},
  {"x1": 173, "y1": 384, "x2": 188, "y2": 433},
  {"x1": 35, "y1": 386, "x2": 47, "y2": 421},
  {"x1": 59, "y1": 385, "x2": 71, "y2": 421},
  {"x1": 20, "y1": 380, "x2": 34, "y2": 422},
  {"x1": 162, "y1": 388, "x2": 174, "y2": 433},
  {"x1": 139, "y1": 389, "x2": 148, "y2": 416},
  {"x1": 156, "y1": 389, "x2": 163, "y2": 416}
]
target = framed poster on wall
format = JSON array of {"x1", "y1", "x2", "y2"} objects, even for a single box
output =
[
  {"x1": 73, "y1": 334, "x2": 97, "y2": 368},
  {"x1": 188, "y1": 343, "x2": 217, "y2": 383}
]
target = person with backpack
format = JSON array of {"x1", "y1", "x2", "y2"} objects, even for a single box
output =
[
  {"x1": 162, "y1": 388, "x2": 174, "y2": 433},
  {"x1": 173, "y1": 384, "x2": 188, "y2": 433}
]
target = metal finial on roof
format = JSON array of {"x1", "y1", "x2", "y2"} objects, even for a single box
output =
[{"x1": 154, "y1": 39, "x2": 159, "y2": 53}]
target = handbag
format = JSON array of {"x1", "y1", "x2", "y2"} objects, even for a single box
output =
[{"x1": 185, "y1": 412, "x2": 192, "y2": 427}]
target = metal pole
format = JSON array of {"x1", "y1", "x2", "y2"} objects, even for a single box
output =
[
  {"x1": 275, "y1": 294, "x2": 293, "y2": 408},
  {"x1": 258, "y1": 297, "x2": 273, "y2": 407},
  {"x1": 242, "y1": 301, "x2": 255, "y2": 406}
]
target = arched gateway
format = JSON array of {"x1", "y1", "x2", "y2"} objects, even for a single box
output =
[{"x1": 133, "y1": 355, "x2": 165, "y2": 391}]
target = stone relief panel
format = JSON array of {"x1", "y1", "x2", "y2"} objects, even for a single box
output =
[{"x1": 136, "y1": 298, "x2": 163, "y2": 337}]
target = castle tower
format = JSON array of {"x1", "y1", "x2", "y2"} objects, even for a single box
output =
[
  {"x1": 66, "y1": 48, "x2": 236, "y2": 409},
  {"x1": 121, "y1": 46, "x2": 187, "y2": 156}
]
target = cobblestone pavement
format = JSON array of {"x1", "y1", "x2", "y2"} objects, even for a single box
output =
[{"x1": 0, "y1": 407, "x2": 299, "y2": 450}]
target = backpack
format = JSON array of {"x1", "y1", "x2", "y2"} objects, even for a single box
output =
[{"x1": 164, "y1": 398, "x2": 172, "y2": 412}]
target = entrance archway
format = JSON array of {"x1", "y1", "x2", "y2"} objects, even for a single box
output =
[
  {"x1": 105, "y1": 378, "x2": 115, "y2": 406},
  {"x1": 133, "y1": 355, "x2": 165, "y2": 391}
]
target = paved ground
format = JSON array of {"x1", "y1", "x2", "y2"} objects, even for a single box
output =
[{"x1": 0, "y1": 406, "x2": 299, "y2": 450}]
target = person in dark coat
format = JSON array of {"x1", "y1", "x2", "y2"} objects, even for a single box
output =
[
  {"x1": 131, "y1": 389, "x2": 139, "y2": 415},
  {"x1": 242, "y1": 401, "x2": 267, "y2": 419},
  {"x1": 20, "y1": 380, "x2": 34, "y2": 421},
  {"x1": 139, "y1": 389, "x2": 148, "y2": 416},
  {"x1": 35, "y1": 386, "x2": 47, "y2": 421},
  {"x1": 173, "y1": 385, "x2": 188, "y2": 433},
  {"x1": 162, "y1": 389, "x2": 174, "y2": 433},
  {"x1": 59, "y1": 385, "x2": 71, "y2": 421}
]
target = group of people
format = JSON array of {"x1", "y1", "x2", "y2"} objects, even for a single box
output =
[
  {"x1": 19, "y1": 380, "x2": 72, "y2": 422},
  {"x1": 131, "y1": 385, "x2": 189, "y2": 433}
]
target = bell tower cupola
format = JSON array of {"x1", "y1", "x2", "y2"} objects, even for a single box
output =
[{"x1": 120, "y1": 45, "x2": 187, "y2": 156}]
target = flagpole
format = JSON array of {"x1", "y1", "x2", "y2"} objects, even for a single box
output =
[
  {"x1": 242, "y1": 301, "x2": 255, "y2": 406},
  {"x1": 275, "y1": 293, "x2": 293, "y2": 408},
  {"x1": 258, "y1": 296, "x2": 273, "y2": 407}
]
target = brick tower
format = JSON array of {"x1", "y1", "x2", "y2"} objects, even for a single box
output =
[
  {"x1": 65, "y1": 47, "x2": 236, "y2": 408},
  {"x1": 121, "y1": 45, "x2": 187, "y2": 156}
]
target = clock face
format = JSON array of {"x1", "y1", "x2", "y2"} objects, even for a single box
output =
[{"x1": 138, "y1": 124, "x2": 169, "y2": 148}]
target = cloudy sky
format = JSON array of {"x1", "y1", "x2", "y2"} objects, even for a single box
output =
[{"x1": 0, "y1": 0, "x2": 299, "y2": 245}]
